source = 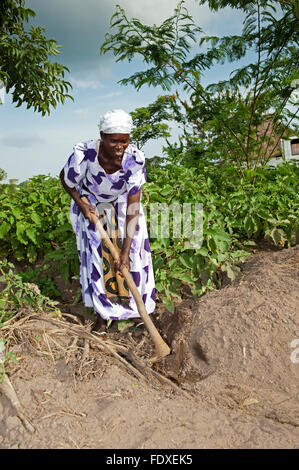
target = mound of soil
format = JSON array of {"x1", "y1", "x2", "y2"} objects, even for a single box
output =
[
  {"x1": 0, "y1": 246, "x2": 298, "y2": 449},
  {"x1": 158, "y1": 245, "x2": 299, "y2": 429}
]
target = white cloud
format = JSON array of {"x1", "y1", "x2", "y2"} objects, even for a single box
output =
[
  {"x1": 100, "y1": 91, "x2": 123, "y2": 99},
  {"x1": 1, "y1": 134, "x2": 44, "y2": 148},
  {"x1": 73, "y1": 91, "x2": 123, "y2": 117},
  {"x1": 71, "y1": 77, "x2": 102, "y2": 90},
  {"x1": 120, "y1": 0, "x2": 178, "y2": 23},
  {"x1": 120, "y1": 0, "x2": 210, "y2": 25},
  {"x1": 73, "y1": 107, "x2": 93, "y2": 117}
]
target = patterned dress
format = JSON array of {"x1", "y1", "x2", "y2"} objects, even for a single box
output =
[{"x1": 63, "y1": 139, "x2": 156, "y2": 320}]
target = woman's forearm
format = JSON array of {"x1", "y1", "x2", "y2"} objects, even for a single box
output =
[{"x1": 60, "y1": 169, "x2": 84, "y2": 209}]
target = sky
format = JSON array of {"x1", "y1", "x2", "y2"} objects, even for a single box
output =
[{"x1": 0, "y1": 0, "x2": 247, "y2": 182}]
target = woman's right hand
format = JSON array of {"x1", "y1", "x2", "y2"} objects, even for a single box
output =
[{"x1": 79, "y1": 199, "x2": 97, "y2": 223}]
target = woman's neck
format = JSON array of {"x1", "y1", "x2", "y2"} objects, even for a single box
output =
[{"x1": 97, "y1": 141, "x2": 122, "y2": 174}]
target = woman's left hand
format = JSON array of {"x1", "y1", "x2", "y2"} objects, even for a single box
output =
[{"x1": 115, "y1": 250, "x2": 130, "y2": 277}]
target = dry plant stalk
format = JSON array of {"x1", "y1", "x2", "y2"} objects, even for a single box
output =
[
  {"x1": 1, "y1": 312, "x2": 194, "y2": 400},
  {"x1": 0, "y1": 341, "x2": 35, "y2": 434}
]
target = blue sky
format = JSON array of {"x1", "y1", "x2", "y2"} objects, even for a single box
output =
[{"x1": 0, "y1": 0, "x2": 247, "y2": 182}]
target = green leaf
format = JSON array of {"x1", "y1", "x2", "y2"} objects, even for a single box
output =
[
  {"x1": 11, "y1": 207, "x2": 21, "y2": 219},
  {"x1": 153, "y1": 255, "x2": 164, "y2": 270},
  {"x1": 160, "y1": 184, "x2": 174, "y2": 196},
  {"x1": 268, "y1": 228, "x2": 286, "y2": 246},
  {"x1": 25, "y1": 228, "x2": 37, "y2": 244},
  {"x1": 217, "y1": 232, "x2": 230, "y2": 242},
  {"x1": 207, "y1": 236, "x2": 217, "y2": 252},
  {"x1": 223, "y1": 264, "x2": 241, "y2": 283},
  {"x1": 172, "y1": 272, "x2": 194, "y2": 284},
  {"x1": 179, "y1": 253, "x2": 194, "y2": 268},
  {"x1": 244, "y1": 216, "x2": 254, "y2": 234},
  {"x1": 217, "y1": 240, "x2": 230, "y2": 252},
  {"x1": 163, "y1": 296, "x2": 174, "y2": 313},
  {"x1": 31, "y1": 213, "x2": 41, "y2": 225},
  {"x1": 155, "y1": 282, "x2": 164, "y2": 292},
  {"x1": 217, "y1": 253, "x2": 228, "y2": 262},
  {"x1": 197, "y1": 246, "x2": 208, "y2": 256},
  {"x1": 243, "y1": 240, "x2": 256, "y2": 246},
  {"x1": 16, "y1": 222, "x2": 28, "y2": 245},
  {"x1": 0, "y1": 221, "x2": 11, "y2": 238},
  {"x1": 167, "y1": 258, "x2": 177, "y2": 268},
  {"x1": 117, "y1": 320, "x2": 135, "y2": 332},
  {"x1": 167, "y1": 285, "x2": 181, "y2": 298},
  {"x1": 27, "y1": 245, "x2": 38, "y2": 263}
]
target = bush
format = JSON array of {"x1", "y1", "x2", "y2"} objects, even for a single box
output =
[{"x1": 0, "y1": 163, "x2": 298, "y2": 311}]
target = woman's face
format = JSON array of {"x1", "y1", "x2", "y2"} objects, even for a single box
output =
[{"x1": 100, "y1": 132, "x2": 130, "y2": 167}]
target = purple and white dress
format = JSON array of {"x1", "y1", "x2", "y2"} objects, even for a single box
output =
[{"x1": 63, "y1": 139, "x2": 156, "y2": 320}]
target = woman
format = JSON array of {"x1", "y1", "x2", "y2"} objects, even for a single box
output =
[{"x1": 60, "y1": 109, "x2": 155, "y2": 330}]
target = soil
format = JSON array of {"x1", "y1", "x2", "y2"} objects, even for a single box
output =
[{"x1": 0, "y1": 245, "x2": 298, "y2": 449}]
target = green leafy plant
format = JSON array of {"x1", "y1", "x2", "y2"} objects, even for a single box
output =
[
  {"x1": 0, "y1": 259, "x2": 60, "y2": 323},
  {"x1": 0, "y1": 163, "x2": 297, "y2": 314},
  {"x1": 19, "y1": 265, "x2": 61, "y2": 298},
  {"x1": 0, "y1": 175, "x2": 74, "y2": 263},
  {"x1": 143, "y1": 161, "x2": 299, "y2": 309}
]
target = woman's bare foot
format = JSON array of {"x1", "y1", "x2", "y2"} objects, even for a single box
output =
[
  {"x1": 92, "y1": 315, "x2": 106, "y2": 333},
  {"x1": 130, "y1": 318, "x2": 145, "y2": 328}
]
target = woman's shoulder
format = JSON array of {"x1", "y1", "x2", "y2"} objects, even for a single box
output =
[
  {"x1": 122, "y1": 144, "x2": 145, "y2": 174},
  {"x1": 127, "y1": 144, "x2": 145, "y2": 165},
  {"x1": 72, "y1": 139, "x2": 98, "y2": 163},
  {"x1": 73, "y1": 139, "x2": 97, "y2": 152}
]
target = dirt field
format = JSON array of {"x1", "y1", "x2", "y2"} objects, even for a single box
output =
[{"x1": 0, "y1": 245, "x2": 298, "y2": 449}]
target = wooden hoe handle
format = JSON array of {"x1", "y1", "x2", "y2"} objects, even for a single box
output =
[{"x1": 81, "y1": 197, "x2": 171, "y2": 361}]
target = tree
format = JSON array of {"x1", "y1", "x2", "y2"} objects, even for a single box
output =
[
  {"x1": 0, "y1": 0, "x2": 73, "y2": 115},
  {"x1": 130, "y1": 96, "x2": 173, "y2": 148},
  {"x1": 0, "y1": 168, "x2": 7, "y2": 182},
  {"x1": 197, "y1": 0, "x2": 299, "y2": 19},
  {"x1": 101, "y1": 0, "x2": 298, "y2": 177}
]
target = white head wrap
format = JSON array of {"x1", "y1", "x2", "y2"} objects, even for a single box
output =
[{"x1": 99, "y1": 109, "x2": 133, "y2": 134}]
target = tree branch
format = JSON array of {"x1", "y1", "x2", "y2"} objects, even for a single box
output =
[
  {"x1": 265, "y1": 107, "x2": 298, "y2": 163},
  {"x1": 245, "y1": 2, "x2": 261, "y2": 168}
]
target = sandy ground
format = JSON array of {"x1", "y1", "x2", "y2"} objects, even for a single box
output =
[{"x1": 0, "y1": 245, "x2": 298, "y2": 449}]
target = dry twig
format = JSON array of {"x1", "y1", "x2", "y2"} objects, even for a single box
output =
[
  {"x1": 2, "y1": 312, "x2": 195, "y2": 400},
  {"x1": 0, "y1": 374, "x2": 35, "y2": 433}
]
